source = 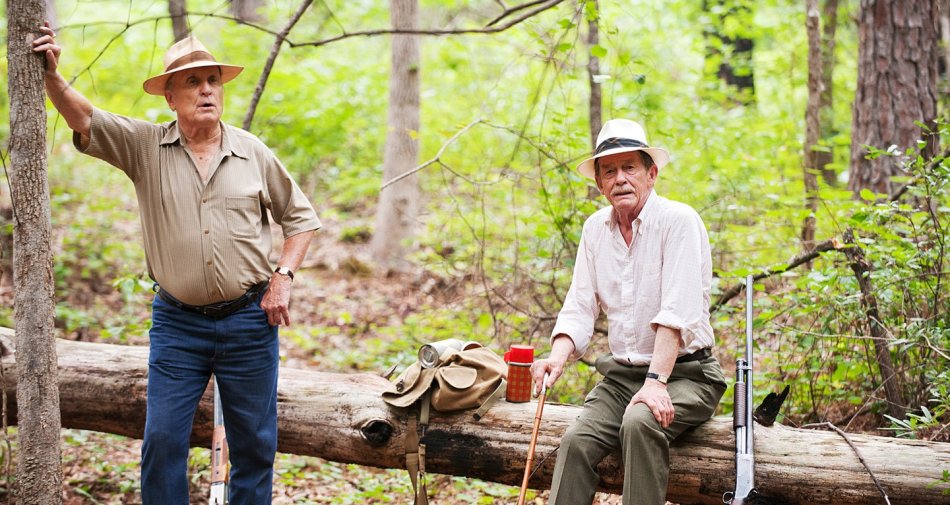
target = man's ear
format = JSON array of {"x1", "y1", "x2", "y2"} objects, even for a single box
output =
[{"x1": 163, "y1": 77, "x2": 176, "y2": 111}]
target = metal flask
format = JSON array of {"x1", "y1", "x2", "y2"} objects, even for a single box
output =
[{"x1": 418, "y1": 338, "x2": 466, "y2": 368}]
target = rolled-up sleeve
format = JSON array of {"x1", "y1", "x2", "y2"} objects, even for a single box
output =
[
  {"x1": 260, "y1": 148, "x2": 321, "y2": 238},
  {"x1": 551, "y1": 220, "x2": 600, "y2": 359},
  {"x1": 650, "y1": 208, "x2": 709, "y2": 349}
]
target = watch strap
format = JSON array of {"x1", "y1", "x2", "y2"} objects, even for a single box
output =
[
  {"x1": 275, "y1": 266, "x2": 294, "y2": 281},
  {"x1": 645, "y1": 372, "x2": 668, "y2": 384}
]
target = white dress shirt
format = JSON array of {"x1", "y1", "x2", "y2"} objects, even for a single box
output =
[{"x1": 551, "y1": 190, "x2": 714, "y2": 365}]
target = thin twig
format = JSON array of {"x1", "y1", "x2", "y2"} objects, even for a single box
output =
[
  {"x1": 801, "y1": 422, "x2": 892, "y2": 505},
  {"x1": 487, "y1": 0, "x2": 550, "y2": 26},
  {"x1": 242, "y1": 0, "x2": 314, "y2": 131},
  {"x1": 711, "y1": 238, "x2": 842, "y2": 312},
  {"x1": 290, "y1": 0, "x2": 565, "y2": 48},
  {"x1": 380, "y1": 119, "x2": 484, "y2": 191},
  {"x1": 0, "y1": 150, "x2": 16, "y2": 227}
]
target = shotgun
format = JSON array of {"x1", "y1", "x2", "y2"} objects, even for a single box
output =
[
  {"x1": 210, "y1": 376, "x2": 229, "y2": 505},
  {"x1": 724, "y1": 275, "x2": 756, "y2": 504}
]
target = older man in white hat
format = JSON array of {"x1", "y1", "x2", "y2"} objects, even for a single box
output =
[
  {"x1": 33, "y1": 24, "x2": 321, "y2": 504},
  {"x1": 531, "y1": 119, "x2": 726, "y2": 505}
]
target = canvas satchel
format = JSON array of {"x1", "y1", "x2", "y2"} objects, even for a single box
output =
[{"x1": 382, "y1": 343, "x2": 508, "y2": 505}]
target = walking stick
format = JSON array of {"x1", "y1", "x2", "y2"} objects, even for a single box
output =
[
  {"x1": 210, "y1": 376, "x2": 229, "y2": 505},
  {"x1": 518, "y1": 373, "x2": 549, "y2": 505}
]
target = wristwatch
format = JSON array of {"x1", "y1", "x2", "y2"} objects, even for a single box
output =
[
  {"x1": 274, "y1": 266, "x2": 294, "y2": 281},
  {"x1": 645, "y1": 372, "x2": 669, "y2": 385}
]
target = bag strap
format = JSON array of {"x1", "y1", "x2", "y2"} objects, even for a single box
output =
[
  {"x1": 405, "y1": 391, "x2": 431, "y2": 505},
  {"x1": 473, "y1": 378, "x2": 507, "y2": 421}
]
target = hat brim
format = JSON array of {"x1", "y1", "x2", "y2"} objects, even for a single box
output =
[
  {"x1": 143, "y1": 61, "x2": 244, "y2": 95},
  {"x1": 576, "y1": 146, "x2": 670, "y2": 179}
]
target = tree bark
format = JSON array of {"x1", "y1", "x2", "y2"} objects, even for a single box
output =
[
  {"x1": 585, "y1": 0, "x2": 602, "y2": 150},
  {"x1": 370, "y1": 0, "x2": 422, "y2": 272},
  {"x1": 169, "y1": 0, "x2": 189, "y2": 42},
  {"x1": 849, "y1": 0, "x2": 939, "y2": 197},
  {"x1": 5, "y1": 2, "x2": 62, "y2": 503},
  {"x1": 702, "y1": 0, "x2": 756, "y2": 102},
  {"x1": 817, "y1": 0, "x2": 839, "y2": 187},
  {"x1": 230, "y1": 0, "x2": 264, "y2": 23},
  {"x1": 802, "y1": 0, "x2": 822, "y2": 258},
  {"x1": 1, "y1": 332, "x2": 948, "y2": 504}
]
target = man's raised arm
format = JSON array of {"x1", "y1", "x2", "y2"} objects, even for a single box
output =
[{"x1": 32, "y1": 21, "x2": 92, "y2": 143}]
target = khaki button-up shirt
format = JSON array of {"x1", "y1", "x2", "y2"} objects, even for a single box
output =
[
  {"x1": 551, "y1": 191, "x2": 714, "y2": 365},
  {"x1": 76, "y1": 108, "x2": 321, "y2": 306}
]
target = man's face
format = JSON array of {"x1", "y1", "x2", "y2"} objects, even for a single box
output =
[
  {"x1": 595, "y1": 151, "x2": 658, "y2": 219},
  {"x1": 164, "y1": 66, "x2": 224, "y2": 129}
]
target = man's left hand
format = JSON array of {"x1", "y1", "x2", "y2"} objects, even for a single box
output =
[
  {"x1": 629, "y1": 380, "x2": 675, "y2": 428},
  {"x1": 261, "y1": 274, "x2": 293, "y2": 326}
]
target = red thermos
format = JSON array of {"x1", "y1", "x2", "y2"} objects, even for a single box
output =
[{"x1": 504, "y1": 345, "x2": 534, "y2": 403}]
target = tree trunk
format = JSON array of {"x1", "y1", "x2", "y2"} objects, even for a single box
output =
[
  {"x1": 5, "y1": 2, "x2": 63, "y2": 503},
  {"x1": 849, "y1": 0, "x2": 939, "y2": 197},
  {"x1": 940, "y1": 0, "x2": 950, "y2": 94},
  {"x1": 1, "y1": 332, "x2": 948, "y2": 504},
  {"x1": 231, "y1": 0, "x2": 264, "y2": 23},
  {"x1": 802, "y1": 0, "x2": 822, "y2": 257},
  {"x1": 841, "y1": 229, "x2": 906, "y2": 419},
  {"x1": 169, "y1": 0, "x2": 189, "y2": 42},
  {"x1": 43, "y1": 0, "x2": 56, "y2": 28},
  {"x1": 586, "y1": 0, "x2": 602, "y2": 151},
  {"x1": 817, "y1": 0, "x2": 839, "y2": 187},
  {"x1": 703, "y1": 0, "x2": 756, "y2": 103},
  {"x1": 370, "y1": 0, "x2": 421, "y2": 273}
]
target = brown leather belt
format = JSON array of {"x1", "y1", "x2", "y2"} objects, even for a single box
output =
[
  {"x1": 156, "y1": 282, "x2": 268, "y2": 320},
  {"x1": 676, "y1": 348, "x2": 712, "y2": 364}
]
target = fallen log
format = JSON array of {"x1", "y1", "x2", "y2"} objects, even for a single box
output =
[{"x1": 1, "y1": 328, "x2": 948, "y2": 504}]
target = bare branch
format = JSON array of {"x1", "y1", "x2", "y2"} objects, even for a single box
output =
[
  {"x1": 711, "y1": 238, "x2": 842, "y2": 312},
  {"x1": 242, "y1": 0, "x2": 314, "y2": 131},
  {"x1": 380, "y1": 119, "x2": 484, "y2": 191},
  {"x1": 289, "y1": 0, "x2": 566, "y2": 48},
  {"x1": 802, "y1": 422, "x2": 892, "y2": 505},
  {"x1": 487, "y1": 0, "x2": 551, "y2": 27}
]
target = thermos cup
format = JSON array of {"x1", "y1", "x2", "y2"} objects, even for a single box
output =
[
  {"x1": 504, "y1": 345, "x2": 534, "y2": 402},
  {"x1": 418, "y1": 339, "x2": 476, "y2": 368}
]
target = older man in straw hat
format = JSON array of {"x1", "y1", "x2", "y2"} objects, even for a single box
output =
[
  {"x1": 33, "y1": 23, "x2": 321, "y2": 504},
  {"x1": 530, "y1": 119, "x2": 726, "y2": 504}
]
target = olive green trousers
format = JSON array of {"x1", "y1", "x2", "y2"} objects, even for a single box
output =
[{"x1": 549, "y1": 354, "x2": 726, "y2": 505}]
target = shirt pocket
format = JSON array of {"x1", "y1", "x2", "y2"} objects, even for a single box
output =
[{"x1": 226, "y1": 196, "x2": 263, "y2": 238}]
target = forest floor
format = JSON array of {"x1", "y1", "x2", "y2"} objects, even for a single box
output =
[{"x1": 0, "y1": 216, "x2": 629, "y2": 505}]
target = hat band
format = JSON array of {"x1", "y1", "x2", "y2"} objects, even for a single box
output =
[
  {"x1": 165, "y1": 51, "x2": 217, "y2": 72},
  {"x1": 595, "y1": 137, "x2": 647, "y2": 155}
]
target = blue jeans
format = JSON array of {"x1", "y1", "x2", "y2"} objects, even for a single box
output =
[{"x1": 141, "y1": 294, "x2": 279, "y2": 505}]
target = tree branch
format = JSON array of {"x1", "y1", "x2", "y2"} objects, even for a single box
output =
[
  {"x1": 289, "y1": 0, "x2": 565, "y2": 48},
  {"x1": 802, "y1": 422, "x2": 892, "y2": 505},
  {"x1": 711, "y1": 238, "x2": 842, "y2": 312},
  {"x1": 380, "y1": 119, "x2": 484, "y2": 191},
  {"x1": 242, "y1": 0, "x2": 314, "y2": 131}
]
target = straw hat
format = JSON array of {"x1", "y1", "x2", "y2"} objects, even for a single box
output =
[
  {"x1": 143, "y1": 36, "x2": 243, "y2": 95},
  {"x1": 576, "y1": 119, "x2": 670, "y2": 179}
]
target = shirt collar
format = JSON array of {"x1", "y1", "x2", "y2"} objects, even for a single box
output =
[
  {"x1": 605, "y1": 189, "x2": 658, "y2": 229},
  {"x1": 160, "y1": 120, "x2": 249, "y2": 160}
]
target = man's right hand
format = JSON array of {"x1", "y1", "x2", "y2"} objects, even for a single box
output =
[
  {"x1": 30, "y1": 20, "x2": 93, "y2": 140},
  {"x1": 32, "y1": 21, "x2": 61, "y2": 76},
  {"x1": 530, "y1": 335, "x2": 575, "y2": 395}
]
